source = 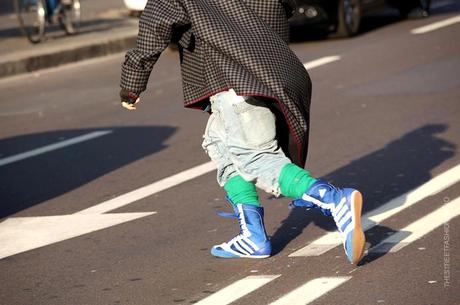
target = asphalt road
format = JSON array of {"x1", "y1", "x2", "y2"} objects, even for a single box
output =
[{"x1": 1, "y1": 2, "x2": 459, "y2": 305}]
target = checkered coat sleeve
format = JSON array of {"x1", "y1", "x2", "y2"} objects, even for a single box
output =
[{"x1": 120, "y1": 0, "x2": 312, "y2": 167}]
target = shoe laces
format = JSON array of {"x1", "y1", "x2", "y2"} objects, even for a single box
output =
[{"x1": 216, "y1": 197, "x2": 249, "y2": 237}]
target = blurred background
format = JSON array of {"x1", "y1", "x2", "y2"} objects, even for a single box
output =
[{"x1": 0, "y1": 0, "x2": 434, "y2": 78}]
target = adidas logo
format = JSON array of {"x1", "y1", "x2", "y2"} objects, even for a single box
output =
[{"x1": 318, "y1": 188, "x2": 327, "y2": 198}]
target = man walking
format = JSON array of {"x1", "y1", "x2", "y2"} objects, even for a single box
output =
[{"x1": 119, "y1": 0, "x2": 365, "y2": 264}]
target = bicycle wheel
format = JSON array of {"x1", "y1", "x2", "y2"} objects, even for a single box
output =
[
  {"x1": 14, "y1": 0, "x2": 46, "y2": 43},
  {"x1": 59, "y1": 0, "x2": 81, "y2": 35}
]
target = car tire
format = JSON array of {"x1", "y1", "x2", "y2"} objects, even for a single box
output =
[{"x1": 334, "y1": 0, "x2": 361, "y2": 37}]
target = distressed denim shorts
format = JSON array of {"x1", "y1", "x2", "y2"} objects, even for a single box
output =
[{"x1": 202, "y1": 89, "x2": 290, "y2": 196}]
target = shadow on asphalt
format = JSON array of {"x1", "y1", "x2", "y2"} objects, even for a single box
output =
[
  {"x1": 0, "y1": 26, "x2": 22, "y2": 39},
  {"x1": 357, "y1": 228, "x2": 412, "y2": 266},
  {"x1": 270, "y1": 124, "x2": 456, "y2": 256},
  {"x1": 0, "y1": 126, "x2": 176, "y2": 218}
]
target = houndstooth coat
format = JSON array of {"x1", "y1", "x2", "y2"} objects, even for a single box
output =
[{"x1": 120, "y1": 0, "x2": 312, "y2": 167}]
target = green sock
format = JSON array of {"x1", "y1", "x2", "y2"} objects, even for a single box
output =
[
  {"x1": 279, "y1": 163, "x2": 317, "y2": 199},
  {"x1": 223, "y1": 175, "x2": 260, "y2": 206}
]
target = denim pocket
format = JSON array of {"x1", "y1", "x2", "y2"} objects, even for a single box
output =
[{"x1": 233, "y1": 98, "x2": 277, "y2": 148}]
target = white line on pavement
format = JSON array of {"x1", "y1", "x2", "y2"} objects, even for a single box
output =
[
  {"x1": 304, "y1": 56, "x2": 341, "y2": 70},
  {"x1": 194, "y1": 275, "x2": 281, "y2": 305},
  {"x1": 411, "y1": 15, "x2": 460, "y2": 34},
  {"x1": 0, "y1": 212, "x2": 156, "y2": 260},
  {"x1": 268, "y1": 277, "x2": 351, "y2": 305},
  {"x1": 371, "y1": 196, "x2": 460, "y2": 253},
  {"x1": 76, "y1": 161, "x2": 216, "y2": 214},
  {"x1": 289, "y1": 163, "x2": 460, "y2": 257},
  {"x1": 0, "y1": 130, "x2": 113, "y2": 167}
]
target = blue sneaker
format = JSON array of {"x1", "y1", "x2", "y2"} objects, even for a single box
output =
[
  {"x1": 292, "y1": 180, "x2": 365, "y2": 264},
  {"x1": 211, "y1": 202, "x2": 272, "y2": 259}
]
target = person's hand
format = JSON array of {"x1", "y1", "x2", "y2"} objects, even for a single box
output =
[{"x1": 120, "y1": 89, "x2": 140, "y2": 110}]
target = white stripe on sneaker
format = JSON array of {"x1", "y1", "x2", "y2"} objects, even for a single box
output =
[
  {"x1": 243, "y1": 235, "x2": 260, "y2": 251},
  {"x1": 219, "y1": 242, "x2": 244, "y2": 257},
  {"x1": 333, "y1": 198, "x2": 347, "y2": 217},
  {"x1": 334, "y1": 204, "x2": 349, "y2": 222},
  {"x1": 238, "y1": 237, "x2": 256, "y2": 253},
  {"x1": 342, "y1": 221, "x2": 354, "y2": 237},
  {"x1": 337, "y1": 212, "x2": 352, "y2": 229},
  {"x1": 302, "y1": 194, "x2": 335, "y2": 211},
  {"x1": 233, "y1": 240, "x2": 251, "y2": 255}
]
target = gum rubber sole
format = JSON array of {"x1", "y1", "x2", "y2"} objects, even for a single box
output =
[{"x1": 351, "y1": 190, "x2": 366, "y2": 264}]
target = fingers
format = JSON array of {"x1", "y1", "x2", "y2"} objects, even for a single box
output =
[
  {"x1": 122, "y1": 101, "x2": 137, "y2": 110},
  {"x1": 121, "y1": 97, "x2": 140, "y2": 110}
]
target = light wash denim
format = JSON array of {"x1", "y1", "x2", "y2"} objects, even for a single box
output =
[{"x1": 202, "y1": 89, "x2": 291, "y2": 196}]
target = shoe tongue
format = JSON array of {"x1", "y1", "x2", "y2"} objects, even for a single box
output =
[{"x1": 237, "y1": 205, "x2": 253, "y2": 236}]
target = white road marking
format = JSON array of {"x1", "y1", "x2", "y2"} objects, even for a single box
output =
[
  {"x1": 1, "y1": 153, "x2": 214, "y2": 259},
  {"x1": 0, "y1": 130, "x2": 112, "y2": 167},
  {"x1": 76, "y1": 161, "x2": 216, "y2": 214},
  {"x1": 411, "y1": 15, "x2": 460, "y2": 34},
  {"x1": 0, "y1": 212, "x2": 156, "y2": 259},
  {"x1": 268, "y1": 277, "x2": 351, "y2": 305},
  {"x1": 304, "y1": 56, "x2": 341, "y2": 70},
  {"x1": 289, "y1": 163, "x2": 460, "y2": 257},
  {"x1": 371, "y1": 196, "x2": 460, "y2": 253},
  {"x1": 195, "y1": 275, "x2": 281, "y2": 305}
]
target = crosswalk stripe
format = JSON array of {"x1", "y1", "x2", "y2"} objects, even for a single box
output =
[
  {"x1": 303, "y1": 56, "x2": 341, "y2": 70},
  {"x1": 371, "y1": 196, "x2": 460, "y2": 253},
  {"x1": 411, "y1": 15, "x2": 460, "y2": 34},
  {"x1": 0, "y1": 130, "x2": 112, "y2": 167},
  {"x1": 268, "y1": 277, "x2": 351, "y2": 305},
  {"x1": 194, "y1": 275, "x2": 281, "y2": 305},
  {"x1": 0, "y1": 212, "x2": 156, "y2": 260},
  {"x1": 75, "y1": 161, "x2": 216, "y2": 214},
  {"x1": 289, "y1": 164, "x2": 460, "y2": 257}
]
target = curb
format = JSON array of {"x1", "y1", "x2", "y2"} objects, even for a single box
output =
[{"x1": 0, "y1": 28, "x2": 138, "y2": 79}]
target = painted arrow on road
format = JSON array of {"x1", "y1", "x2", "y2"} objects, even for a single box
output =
[
  {"x1": 0, "y1": 130, "x2": 159, "y2": 260},
  {"x1": 0, "y1": 161, "x2": 216, "y2": 260}
]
